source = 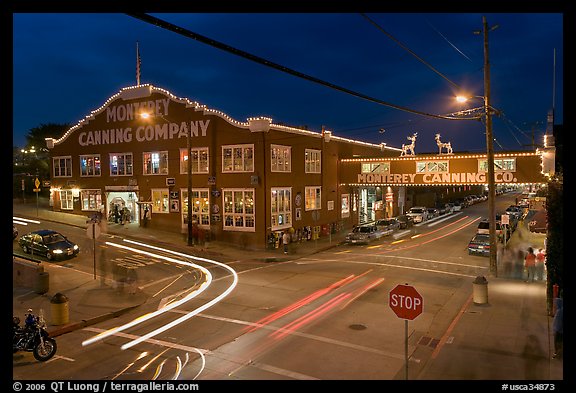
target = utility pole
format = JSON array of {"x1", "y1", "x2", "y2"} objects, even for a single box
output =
[
  {"x1": 480, "y1": 15, "x2": 498, "y2": 277},
  {"x1": 187, "y1": 128, "x2": 193, "y2": 246}
]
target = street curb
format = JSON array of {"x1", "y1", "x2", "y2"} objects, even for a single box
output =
[{"x1": 48, "y1": 305, "x2": 139, "y2": 337}]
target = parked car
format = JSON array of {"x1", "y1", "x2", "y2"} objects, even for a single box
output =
[
  {"x1": 468, "y1": 233, "x2": 491, "y2": 256},
  {"x1": 375, "y1": 218, "x2": 400, "y2": 234},
  {"x1": 406, "y1": 207, "x2": 428, "y2": 223},
  {"x1": 18, "y1": 229, "x2": 80, "y2": 261},
  {"x1": 13, "y1": 225, "x2": 18, "y2": 240},
  {"x1": 451, "y1": 201, "x2": 463, "y2": 211},
  {"x1": 476, "y1": 219, "x2": 510, "y2": 242},
  {"x1": 427, "y1": 207, "x2": 440, "y2": 219},
  {"x1": 395, "y1": 214, "x2": 414, "y2": 229},
  {"x1": 505, "y1": 205, "x2": 524, "y2": 220},
  {"x1": 345, "y1": 224, "x2": 385, "y2": 244}
]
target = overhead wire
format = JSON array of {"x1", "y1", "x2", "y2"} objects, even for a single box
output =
[{"x1": 126, "y1": 13, "x2": 482, "y2": 122}]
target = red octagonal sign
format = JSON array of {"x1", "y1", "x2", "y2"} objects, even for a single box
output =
[{"x1": 389, "y1": 284, "x2": 423, "y2": 320}]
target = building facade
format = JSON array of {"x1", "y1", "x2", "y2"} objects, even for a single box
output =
[
  {"x1": 45, "y1": 84, "x2": 548, "y2": 249},
  {"x1": 45, "y1": 84, "x2": 400, "y2": 249}
]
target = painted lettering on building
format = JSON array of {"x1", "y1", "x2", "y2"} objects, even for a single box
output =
[
  {"x1": 357, "y1": 171, "x2": 517, "y2": 184},
  {"x1": 78, "y1": 121, "x2": 210, "y2": 146}
]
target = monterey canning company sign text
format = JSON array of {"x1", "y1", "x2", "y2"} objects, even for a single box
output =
[
  {"x1": 358, "y1": 171, "x2": 517, "y2": 185},
  {"x1": 78, "y1": 98, "x2": 210, "y2": 146}
]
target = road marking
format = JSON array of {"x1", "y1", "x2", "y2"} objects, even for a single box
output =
[
  {"x1": 169, "y1": 311, "x2": 405, "y2": 360},
  {"x1": 84, "y1": 327, "x2": 211, "y2": 355}
]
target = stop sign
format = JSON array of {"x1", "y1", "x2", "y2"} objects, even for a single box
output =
[{"x1": 389, "y1": 284, "x2": 423, "y2": 320}]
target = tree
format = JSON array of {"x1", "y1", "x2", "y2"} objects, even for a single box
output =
[{"x1": 13, "y1": 123, "x2": 71, "y2": 197}]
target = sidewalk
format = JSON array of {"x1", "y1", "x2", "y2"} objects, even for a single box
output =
[{"x1": 13, "y1": 200, "x2": 563, "y2": 381}]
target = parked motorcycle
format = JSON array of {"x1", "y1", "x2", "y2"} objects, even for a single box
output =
[{"x1": 13, "y1": 309, "x2": 57, "y2": 361}]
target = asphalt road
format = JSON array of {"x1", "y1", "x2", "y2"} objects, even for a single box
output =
[{"x1": 13, "y1": 194, "x2": 519, "y2": 380}]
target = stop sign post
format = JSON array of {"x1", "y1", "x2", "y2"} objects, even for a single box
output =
[
  {"x1": 389, "y1": 284, "x2": 424, "y2": 380},
  {"x1": 389, "y1": 284, "x2": 423, "y2": 320}
]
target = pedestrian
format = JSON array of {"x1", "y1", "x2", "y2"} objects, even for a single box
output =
[
  {"x1": 524, "y1": 247, "x2": 536, "y2": 282},
  {"x1": 535, "y1": 248, "x2": 546, "y2": 281},
  {"x1": 552, "y1": 295, "x2": 563, "y2": 359},
  {"x1": 282, "y1": 231, "x2": 290, "y2": 254}
]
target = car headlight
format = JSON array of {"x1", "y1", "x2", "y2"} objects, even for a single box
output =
[{"x1": 73, "y1": 245, "x2": 79, "y2": 250}]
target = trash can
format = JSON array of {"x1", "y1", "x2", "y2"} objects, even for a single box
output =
[
  {"x1": 50, "y1": 293, "x2": 69, "y2": 325},
  {"x1": 472, "y1": 276, "x2": 489, "y2": 305},
  {"x1": 34, "y1": 271, "x2": 49, "y2": 294}
]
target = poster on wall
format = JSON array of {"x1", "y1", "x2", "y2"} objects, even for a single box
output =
[{"x1": 170, "y1": 200, "x2": 179, "y2": 212}]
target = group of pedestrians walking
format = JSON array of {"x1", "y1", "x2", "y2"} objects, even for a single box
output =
[{"x1": 523, "y1": 247, "x2": 546, "y2": 283}]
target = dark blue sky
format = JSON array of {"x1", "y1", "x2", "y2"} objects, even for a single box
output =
[{"x1": 12, "y1": 12, "x2": 563, "y2": 154}]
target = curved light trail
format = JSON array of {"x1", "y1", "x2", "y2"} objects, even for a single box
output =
[{"x1": 82, "y1": 239, "x2": 238, "y2": 352}]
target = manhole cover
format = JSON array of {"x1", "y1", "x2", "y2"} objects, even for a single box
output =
[{"x1": 349, "y1": 324, "x2": 367, "y2": 330}]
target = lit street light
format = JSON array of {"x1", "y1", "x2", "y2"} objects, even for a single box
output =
[{"x1": 457, "y1": 16, "x2": 499, "y2": 276}]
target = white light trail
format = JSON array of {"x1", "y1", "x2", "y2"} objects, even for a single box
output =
[
  {"x1": 82, "y1": 239, "x2": 238, "y2": 353},
  {"x1": 81, "y1": 242, "x2": 213, "y2": 347}
]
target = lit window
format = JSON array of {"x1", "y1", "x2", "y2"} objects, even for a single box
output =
[
  {"x1": 53, "y1": 156, "x2": 72, "y2": 177},
  {"x1": 271, "y1": 187, "x2": 292, "y2": 230},
  {"x1": 180, "y1": 147, "x2": 209, "y2": 174},
  {"x1": 110, "y1": 153, "x2": 133, "y2": 176},
  {"x1": 271, "y1": 145, "x2": 291, "y2": 172},
  {"x1": 143, "y1": 151, "x2": 169, "y2": 175},
  {"x1": 80, "y1": 155, "x2": 101, "y2": 177},
  {"x1": 223, "y1": 189, "x2": 255, "y2": 231},
  {"x1": 305, "y1": 149, "x2": 321, "y2": 173},
  {"x1": 305, "y1": 186, "x2": 321, "y2": 210},
  {"x1": 222, "y1": 145, "x2": 254, "y2": 172}
]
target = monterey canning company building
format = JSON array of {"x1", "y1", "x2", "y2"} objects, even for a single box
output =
[{"x1": 45, "y1": 84, "x2": 548, "y2": 249}]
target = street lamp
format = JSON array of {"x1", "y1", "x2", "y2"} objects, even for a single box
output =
[
  {"x1": 140, "y1": 112, "x2": 194, "y2": 246},
  {"x1": 455, "y1": 16, "x2": 499, "y2": 277}
]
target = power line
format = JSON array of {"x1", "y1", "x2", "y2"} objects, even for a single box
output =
[
  {"x1": 126, "y1": 13, "x2": 482, "y2": 122},
  {"x1": 360, "y1": 13, "x2": 463, "y2": 91}
]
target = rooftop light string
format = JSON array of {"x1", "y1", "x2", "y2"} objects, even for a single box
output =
[{"x1": 126, "y1": 13, "x2": 483, "y2": 122}]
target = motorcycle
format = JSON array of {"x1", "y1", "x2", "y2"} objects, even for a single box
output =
[{"x1": 13, "y1": 310, "x2": 57, "y2": 361}]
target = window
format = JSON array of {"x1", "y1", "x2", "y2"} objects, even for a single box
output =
[
  {"x1": 416, "y1": 161, "x2": 449, "y2": 173},
  {"x1": 151, "y1": 189, "x2": 169, "y2": 214},
  {"x1": 271, "y1": 145, "x2": 291, "y2": 172},
  {"x1": 80, "y1": 189, "x2": 102, "y2": 211},
  {"x1": 58, "y1": 190, "x2": 73, "y2": 210},
  {"x1": 271, "y1": 187, "x2": 292, "y2": 230},
  {"x1": 180, "y1": 147, "x2": 209, "y2": 174},
  {"x1": 361, "y1": 162, "x2": 390, "y2": 174},
  {"x1": 305, "y1": 186, "x2": 321, "y2": 211},
  {"x1": 110, "y1": 153, "x2": 133, "y2": 176},
  {"x1": 182, "y1": 189, "x2": 210, "y2": 226},
  {"x1": 143, "y1": 151, "x2": 169, "y2": 175},
  {"x1": 53, "y1": 156, "x2": 72, "y2": 177},
  {"x1": 222, "y1": 145, "x2": 254, "y2": 172},
  {"x1": 341, "y1": 194, "x2": 350, "y2": 218},
  {"x1": 80, "y1": 155, "x2": 101, "y2": 177},
  {"x1": 478, "y1": 158, "x2": 516, "y2": 172},
  {"x1": 223, "y1": 189, "x2": 255, "y2": 231},
  {"x1": 305, "y1": 149, "x2": 321, "y2": 173}
]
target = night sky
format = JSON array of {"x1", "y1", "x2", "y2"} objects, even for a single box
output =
[{"x1": 12, "y1": 12, "x2": 564, "y2": 154}]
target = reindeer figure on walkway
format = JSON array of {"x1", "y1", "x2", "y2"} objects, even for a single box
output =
[
  {"x1": 435, "y1": 133, "x2": 453, "y2": 155},
  {"x1": 401, "y1": 133, "x2": 418, "y2": 156}
]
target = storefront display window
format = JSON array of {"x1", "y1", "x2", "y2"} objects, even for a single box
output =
[
  {"x1": 59, "y1": 190, "x2": 73, "y2": 210},
  {"x1": 223, "y1": 189, "x2": 255, "y2": 231},
  {"x1": 151, "y1": 188, "x2": 169, "y2": 213},
  {"x1": 305, "y1": 186, "x2": 321, "y2": 210},
  {"x1": 271, "y1": 187, "x2": 292, "y2": 230},
  {"x1": 81, "y1": 189, "x2": 102, "y2": 211}
]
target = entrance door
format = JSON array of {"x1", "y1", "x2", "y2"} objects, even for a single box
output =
[{"x1": 359, "y1": 188, "x2": 376, "y2": 224}]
